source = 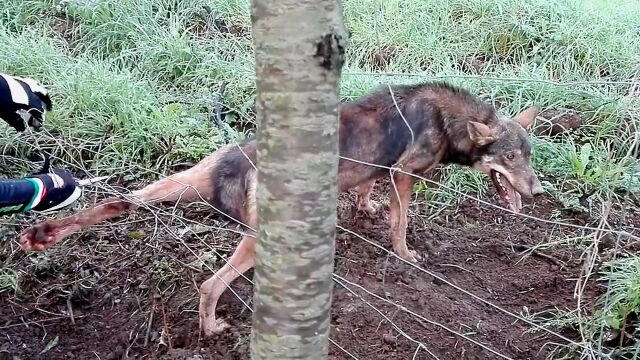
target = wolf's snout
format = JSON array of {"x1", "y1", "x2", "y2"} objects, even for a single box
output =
[
  {"x1": 514, "y1": 173, "x2": 543, "y2": 199},
  {"x1": 530, "y1": 177, "x2": 544, "y2": 196}
]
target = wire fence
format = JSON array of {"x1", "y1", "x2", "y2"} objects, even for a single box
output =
[{"x1": 1, "y1": 75, "x2": 639, "y2": 359}]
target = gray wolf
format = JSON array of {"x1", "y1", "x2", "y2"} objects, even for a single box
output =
[{"x1": 20, "y1": 81, "x2": 544, "y2": 335}]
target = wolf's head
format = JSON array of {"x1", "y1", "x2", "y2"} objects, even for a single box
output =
[{"x1": 468, "y1": 107, "x2": 544, "y2": 212}]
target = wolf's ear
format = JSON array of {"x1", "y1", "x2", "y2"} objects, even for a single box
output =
[
  {"x1": 467, "y1": 121, "x2": 495, "y2": 146},
  {"x1": 516, "y1": 107, "x2": 539, "y2": 131}
]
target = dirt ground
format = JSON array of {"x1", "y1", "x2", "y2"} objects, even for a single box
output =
[{"x1": 3, "y1": 177, "x2": 638, "y2": 360}]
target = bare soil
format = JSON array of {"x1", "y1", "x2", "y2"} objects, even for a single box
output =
[
  {"x1": 3, "y1": 178, "x2": 638, "y2": 360},
  {"x1": 459, "y1": 54, "x2": 489, "y2": 75},
  {"x1": 535, "y1": 109, "x2": 583, "y2": 137},
  {"x1": 362, "y1": 45, "x2": 399, "y2": 71}
]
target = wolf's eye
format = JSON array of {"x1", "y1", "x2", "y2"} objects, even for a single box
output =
[{"x1": 505, "y1": 153, "x2": 515, "y2": 160}]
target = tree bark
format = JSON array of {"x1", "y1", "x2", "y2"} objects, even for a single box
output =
[{"x1": 248, "y1": 0, "x2": 346, "y2": 359}]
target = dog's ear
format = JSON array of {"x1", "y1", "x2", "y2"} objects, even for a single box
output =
[
  {"x1": 467, "y1": 121, "x2": 495, "y2": 146},
  {"x1": 516, "y1": 107, "x2": 539, "y2": 131}
]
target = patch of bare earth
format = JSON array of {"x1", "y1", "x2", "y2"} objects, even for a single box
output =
[
  {"x1": 459, "y1": 54, "x2": 489, "y2": 75},
  {"x1": 3, "y1": 175, "x2": 639, "y2": 359},
  {"x1": 49, "y1": 13, "x2": 80, "y2": 52},
  {"x1": 535, "y1": 109, "x2": 583, "y2": 137},
  {"x1": 360, "y1": 45, "x2": 399, "y2": 71}
]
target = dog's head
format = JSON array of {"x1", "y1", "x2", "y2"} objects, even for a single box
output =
[{"x1": 468, "y1": 107, "x2": 544, "y2": 212}]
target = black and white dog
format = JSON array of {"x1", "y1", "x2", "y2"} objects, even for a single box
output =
[{"x1": 0, "y1": 73, "x2": 52, "y2": 132}]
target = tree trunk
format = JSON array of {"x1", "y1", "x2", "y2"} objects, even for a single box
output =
[{"x1": 248, "y1": 0, "x2": 347, "y2": 359}]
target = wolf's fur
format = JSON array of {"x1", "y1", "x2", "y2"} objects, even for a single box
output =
[{"x1": 20, "y1": 81, "x2": 543, "y2": 335}]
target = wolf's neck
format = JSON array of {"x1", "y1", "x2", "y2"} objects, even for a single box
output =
[{"x1": 442, "y1": 116, "x2": 478, "y2": 154}]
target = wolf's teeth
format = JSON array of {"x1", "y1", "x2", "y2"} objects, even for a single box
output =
[{"x1": 494, "y1": 172, "x2": 508, "y2": 193}]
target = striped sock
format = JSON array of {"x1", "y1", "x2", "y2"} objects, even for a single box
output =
[{"x1": 22, "y1": 178, "x2": 45, "y2": 212}]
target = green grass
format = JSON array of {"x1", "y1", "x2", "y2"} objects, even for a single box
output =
[
  {"x1": 1, "y1": 0, "x2": 637, "y2": 201},
  {"x1": 532, "y1": 254, "x2": 640, "y2": 359},
  {"x1": 594, "y1": 256, "x2": 640, "y2": 357},
  {"x1": 0, "y1": 0, "x2": 639, "y2": 357},
  {"x1": 0, "y1": 267, "x2": 20, "y2": 294}
]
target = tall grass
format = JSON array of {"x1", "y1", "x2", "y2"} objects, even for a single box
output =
[{"x1": 1, "y1": 0, "x2": 638, "y2": 201}]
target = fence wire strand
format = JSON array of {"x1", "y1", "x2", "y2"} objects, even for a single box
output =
[
  {"x1": 62, "y1": 180, "x2": 362, "y2": 360},
  {"x1": 343, "y1": 72, "x2": 639, "y2": 87},
  {"x1": 338, "y1": 223, "x2": 614, "y2": 359},
  {"x1": 334, "y1": 274, "x2": 513, "y2": 360},
  {"x1": 339, "y1": 155, "x2": 638, "y2": 241}
]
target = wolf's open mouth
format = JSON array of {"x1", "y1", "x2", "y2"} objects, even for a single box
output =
[{"x1": 490, "y1": 170, "x2": 522, "y2": 212}]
